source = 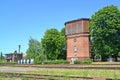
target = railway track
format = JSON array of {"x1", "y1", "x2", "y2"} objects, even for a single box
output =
[
  {"x1": 10, "y1": 64, "x2": 120, "y2": 70},
  {"x1": 0, "y1": 72, "x2": 116, "y2": 80},
  {"x1": 0, "y1": 64, "x2": 120, "y2": 80}
]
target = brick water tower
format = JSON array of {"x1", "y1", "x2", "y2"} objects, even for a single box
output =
[{"x1": 65, "y1": 18, "x2": 90, "y2": 61}]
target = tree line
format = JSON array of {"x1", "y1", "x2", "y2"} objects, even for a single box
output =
[
  {"x1": 26, "y1": 5, "x2": 120, "y2": 62},
  {"x1": 26, "y1": 28, "x2": 66, "y2": 63}
]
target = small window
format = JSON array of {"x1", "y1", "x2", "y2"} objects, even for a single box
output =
[
  {"x1": 74, "y1": 38, "x2": 77, "y2": 42},
  {"x1": 74, "y1": 46, "x2": 77, "y2": 52}
]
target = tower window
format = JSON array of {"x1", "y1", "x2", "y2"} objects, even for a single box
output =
[
  {"x1": 74, "y1": 38, "x2": 77, "y2": 42},
  {"x1": 74, "y1": 46, "x2": 77, "y2": 52}
]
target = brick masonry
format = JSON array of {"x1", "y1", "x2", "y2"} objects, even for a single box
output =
[{"x1": 65, "y1": 18, "x2": 90, "y2": 61}]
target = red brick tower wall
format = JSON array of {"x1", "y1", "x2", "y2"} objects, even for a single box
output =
[{"x1": 65, "y1": 18, "x2": 90, "y2": 61}]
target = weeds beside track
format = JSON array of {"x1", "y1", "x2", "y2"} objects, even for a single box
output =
[
  {"x1": 0, "y1": 72, "x2": 117, "y2": 80},
  {"x1": 11, "y1": 64, "x2": 120, "y2": 70}
]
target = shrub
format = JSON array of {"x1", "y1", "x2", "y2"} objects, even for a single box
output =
[
  {"x1": 34, "y1": 53, "x2": 47, "y2": 64},
  {"x1": 43, "y1": 61, "x2": 52, "y2": 64},
  {"x1": 73, "y1": 58, "x2": 92, "y2": 64},
  {"x1": 74, "y1": 60, "x2": 82, "y2": 64},
  {"x1": 0, "y1": 62, "x2": 17, "y2": 65},
  {"x1": 84, "y1": 58, "x2": 92, "y2": 64},
  {"x1": 43, "y1": 60, "x2": 70, "y2": 64}
]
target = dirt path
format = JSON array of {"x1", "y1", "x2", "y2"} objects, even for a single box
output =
[{"x1": 0, "y1": 66, "x2": 35, "y2": 73}]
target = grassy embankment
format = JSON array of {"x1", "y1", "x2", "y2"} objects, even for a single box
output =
[
  {"x1": 0, "y1": 68, "x2": 119, "y2": 80},
  {"x1": 0, "y1": 62, "x2": 120, "y2": 80},
  {"x1": 29, "y1": 68, "x2": 120, "y2": 79}
]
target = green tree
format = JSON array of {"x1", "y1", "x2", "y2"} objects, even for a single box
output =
[
  {"x1": 26, "y1": 38, "x2": 41, "y2": 59},
  {"x1": 118, "y1": 52, "x2": 120, "y2": 58},
  {"x1": 0, "y1": 52, "x2": 4, "y2": 61},
  {"x1": 89, "y1": 5, "x2": 120, "y2": 61},
  {"x1": 41, "y1": 28, "x2": 66, "y2": 60},
  {"x1": 58, "y1": 28, "x2": 66, "y2": 59},
  {"x1": 60, "y1": 27, "x2": 65, "y2": 36}
]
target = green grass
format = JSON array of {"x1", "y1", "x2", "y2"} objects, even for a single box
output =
[
  {"x1": 0, "y1": 68, "x2": 120, "y2": 79},
  {"x1": 28, "y1": 68, "x2": 120, "y2": 79},
  {"x1": 0, "y1": 78, "x2": 36, "y2": 80},
  {"x1": 0, "y1": 62, "x2": 17, "y2": 65},
  {"x1": 0, "y1": 78, "x2": 18, "y2": 80},
  {"x1": 92, "y1": 62, "x2": 120, "y2": 65},
  {"x1": 0, "y1": 63, "x2": 120, "y2": 80}
]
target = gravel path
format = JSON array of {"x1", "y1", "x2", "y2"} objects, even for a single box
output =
[
  {"x1": 0, "y1": 66, "x2": 35, "y2": 73},
  {"x1": 0, "y1": 64, "x2": 120, "y2": 73}
]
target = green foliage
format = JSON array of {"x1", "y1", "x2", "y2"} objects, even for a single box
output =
[
  {"x1": 26, "y1": 28, "x2": 66, "y2": 62},
  {"x1": 74, "y1": 60, "x2": 83, "y2": 64},
  {"x1": 34, "y1": 53, "x2": 47, "y2": 64},
  {"x1": 0, "y1": 52, "x2": 4, "y2": 61},
  {"x1": 60, "y1": 27, "x2": 65, "y2": 36},
  {"x1": 118, "y1": 52, "x2": 120, "y2": 58},
  {"x1": 84, "y1": 58, "x2": 92, "y2": 64},
  {"x1": 21, "y1": 78, "x2": 35, "y2": 80},
  {"x1": 42, "y1": 60, "x2": 70, "y2": 64},
  {"x1": 41, "y1": 28, "x2": 66, "y2": 60},
  {"x1": 74, "y1": 58, "x2": 92, "y2": 64},
  {"x1": 26, "y1": 37, "x2": 48, "y2": 64},
  {"x1": 94, "y1": 54, "x2": 101, "y2": 59},
  {"x1": 0, "y1": 62, "x2": 17, "y2": 65},
  {"x1": 89, "y1": 5, "x2": 120, "y2": 61},
  {"x1": 26, "y1": 37, "x2": 41, "y2": 59}
]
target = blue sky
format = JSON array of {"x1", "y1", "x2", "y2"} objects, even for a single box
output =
[{"x1": 0, "y1": 0, "x2": 120, "y2": 55}]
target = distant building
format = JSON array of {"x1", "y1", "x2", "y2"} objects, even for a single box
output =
[
  {"x1": 65, "y1": 18, "x2": 90, "y2": 61},
  {"x1": 5, "y1": 53, "x2": 23, "y2": 62}
]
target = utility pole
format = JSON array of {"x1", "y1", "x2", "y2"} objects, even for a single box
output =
[{"x1": 18, "y1": 45, "x2": 21, "y2": 53}]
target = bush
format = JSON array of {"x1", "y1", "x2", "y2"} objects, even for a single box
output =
[
  {"x1": 74, "y1": 60, "x2": 82, "y2": 64},
  {"x1": 84, "y1": 58, "x2": 92, "y2": 64},
  {"x1": 0, "y1": 62, "x2": 17, "y2": 65},
  {"x1": 74, "y1": 58, "x2": 92, "y2": 64},
  {"x1": 43, "y1": 60, "x2": 70, "y2": 64},
  {"x1": 43, "y1": 61, "x2": 52, "y2": 64},
  {"x1": 34, "y1": 53, "x2": 47, "y2": 64},
  {"x1": 34, "y1": 61, "x2": 42, "y2": 64}
]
